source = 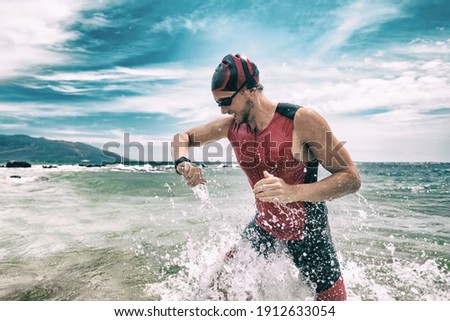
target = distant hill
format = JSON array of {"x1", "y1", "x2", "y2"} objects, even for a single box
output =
[{"x1": 0, "y1": 134, "x2": 124, "y2": 164}]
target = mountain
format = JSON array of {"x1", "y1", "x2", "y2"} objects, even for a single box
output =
[{"x1": 0, "y1": 134, "x2": 123, "y2": 164}]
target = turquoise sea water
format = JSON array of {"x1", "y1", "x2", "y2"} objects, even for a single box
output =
[{"x1": 0, "y1": 163, "x2": 449, "y2": 300}]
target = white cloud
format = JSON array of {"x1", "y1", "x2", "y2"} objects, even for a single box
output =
[
  {"x1": 3, "y1": 48, "x2": 449, "y2": 130},
  {"x1": 407, "y1": 38, "x2": 450, "y2": 55},
  {"x1": 330, "y1": 111, "x2": 450, "y2": 162},
  {"x1": 0, "y1": 102, "x2": 84, "y2": 118},
  {"x1": 0, "y1": 41, "x2": 65, "y2": 77},
  {"x1": 150, "y1": 9, "x2": 210, "y2": 35},
  {"x1": 0, "y1": 61, "x2": 217, "y2": 123},
  {"x1": 313, "y1": 1, "x2": 403, "y2": 58},
  {"x1": 0, "y1": 123, "x2": 27, "y2": 129},
  {"x1": 263, "y1": 52, "x2": 450, "y2": 119},
  {"x1": 1, "y1": 1, "x2": 76, "y2": 45},
  {"x1": 35, "y1": 65, "x2": 197, "y2": 82},
  {"x1": 0, "y1": 0, "x2": 107, "y2": 79},
  {"x1": 100, "y1": 76, "x2": 216, "y2": 121}
]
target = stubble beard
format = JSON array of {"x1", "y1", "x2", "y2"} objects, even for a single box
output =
[{"x1": 239, "y1": 99, "x2": 253, "y2": 125}]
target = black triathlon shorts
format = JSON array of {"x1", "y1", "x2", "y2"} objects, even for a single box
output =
[{"x1": 241, "y1": 202, "x2": 342, "y2": 293}]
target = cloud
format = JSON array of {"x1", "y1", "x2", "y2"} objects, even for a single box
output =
[
  {"x1": 151, "y1": 16, "x2": 208, "y2": 34},
  {"x1": 3, "y1": 48, "x2": 449, "y2": 128},
  {"x1": 313, "y1": 1, "x2": 403, "y2": 58},
  {"x1": 0, "y1": 102, "x2": 84, "y2": 118},
  {"x1": 263, "y1": 45, "x2": 450, "y2": 120},
  {"x1": 100, "y1": 74, "x2": 216, "y2": 122},
  {"x1": 406, "y1": 38, "x2": 450, "y2": 55},
  {"x1": 0, "y1": 123, "x2": 27, "y2": 130},
  {"x1": 35, "y1": 65, "x2": 197, "y2": 82},
  {"x1": 0, "y1": 0, "x2": 106, "y2": 79},
  {"x1": 30, "y1": 64, "x2": 214, "y2": 119}
]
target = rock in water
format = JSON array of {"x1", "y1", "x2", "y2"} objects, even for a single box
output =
[{"x1": 6, "y1": 161, "x2": 32, "y2": 168}]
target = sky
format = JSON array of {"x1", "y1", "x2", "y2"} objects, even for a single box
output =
[{"x1": 1, "y1": 0, "x2": 449, "y2": 162}]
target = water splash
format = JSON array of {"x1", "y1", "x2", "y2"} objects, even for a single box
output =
[
  {"x1": 191, "y1": 184, "x2": 217, "y2": 212},
  {"x1": 191, "y1": 184, "x2": 210, "y2": 202},
  {"x1": 342, "y1": 255, "x2": 450, "y2": 300},
  {"x1": 144, "y1": 225, "x2": 314, "y2": 301}
]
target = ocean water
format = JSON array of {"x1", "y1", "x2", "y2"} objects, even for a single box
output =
[{"x1": 0, "y1": 162, "x2": 448, "y2": 301}]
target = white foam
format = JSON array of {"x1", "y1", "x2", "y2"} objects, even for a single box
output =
[
  {"x1": 191, "y1": 184, "x2": 210, "y2": 202},
  {"x1": 111, "y1": 164, "x2": 163, "y2": 172},
  {"x1": 342, "y1": 256, "x2": 450, "y2": 301},
  {"x1": 144, "y1": 225, "x2": 314, "y2": 301}
]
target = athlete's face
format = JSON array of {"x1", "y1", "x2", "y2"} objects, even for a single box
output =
[{"x1": 213, "y1": 91, "x2": 253, "y2": 124}]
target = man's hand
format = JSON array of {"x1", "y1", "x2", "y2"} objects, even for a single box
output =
[
  {"x1": 253, "y1": 171, "x2": 295, "y2": 204},
  {"x1": 177, "y1": 162, "x2": 206, "y2": 187}
]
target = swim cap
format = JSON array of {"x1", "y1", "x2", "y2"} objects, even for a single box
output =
[{"x1": 211, "y1": 54, "x2": 260, "y2": 91}]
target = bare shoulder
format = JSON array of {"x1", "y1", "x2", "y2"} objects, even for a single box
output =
[{"x1": 293, "y1": 107, "x2": 331, "y2": 140}]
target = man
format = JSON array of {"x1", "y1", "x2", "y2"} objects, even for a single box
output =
[{"x1": 172, "y1": 54, "x2": 361, "y2": 301}]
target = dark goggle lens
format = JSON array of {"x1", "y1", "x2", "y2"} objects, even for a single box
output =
[{"x1": 217, "y1": 97, "x2": 232, "y2": 107}]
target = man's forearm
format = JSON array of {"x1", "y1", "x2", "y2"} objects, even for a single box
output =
[
  {"x1": 293, "y1": 169, "x2": 361, "y2": 202},
  {"x1": 172, "y1": 132, "x2": 190, "y2": 161}
]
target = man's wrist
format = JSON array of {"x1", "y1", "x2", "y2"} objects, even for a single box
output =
[{"x1": 174, "y1": 156, "x2": 192, "y2": 175}]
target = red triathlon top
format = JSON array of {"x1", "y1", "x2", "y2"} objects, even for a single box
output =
[{"x1": 228, "y1": 103, "x2": 320, "y2": 240}]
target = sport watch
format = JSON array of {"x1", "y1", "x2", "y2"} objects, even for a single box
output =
[{"x1": 174, "y1": 156, "x2": 192, "y2": 175}]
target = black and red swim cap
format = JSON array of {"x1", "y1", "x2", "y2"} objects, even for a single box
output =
[{"x1": 211, "y1": 54, "x2": 260, "y2": 91}]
